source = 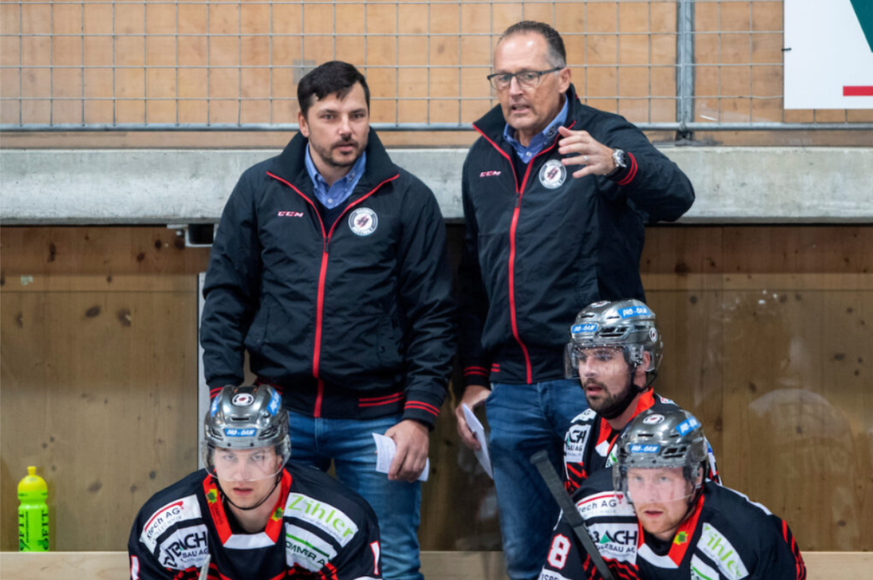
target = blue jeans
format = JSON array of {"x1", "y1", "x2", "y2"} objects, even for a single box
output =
[
  {"x1": 287, "y1": 412, "x2": 422, "y2": 580},
  {"x1": 485, "y1": 379, "x2": 589, "y2": 580}
]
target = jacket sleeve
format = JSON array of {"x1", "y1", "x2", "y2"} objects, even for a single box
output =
[
  {"x1": 395, "y1": 178, "x2": 457, "y2": 429},
  {"x1": 602, "y1": 118, "x2": 695, "y2": 223},
  {"x1": 200, "y1": 172, "x2": 263, "y2": 391},
  {"x1": 457, "y1": 156, "x2": 492, "y2": 390}
]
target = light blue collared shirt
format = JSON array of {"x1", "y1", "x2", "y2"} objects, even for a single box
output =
[
  {"x1": 304, "y1": 145, "x2": 367, "y2": 209},
  {"x1": 503, "y1": 96, "x2": 569, "y2": 164}
]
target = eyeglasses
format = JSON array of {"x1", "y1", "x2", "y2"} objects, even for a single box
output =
[{"x1": 486, "y1": 67, "x2": 564, "y2": 91}]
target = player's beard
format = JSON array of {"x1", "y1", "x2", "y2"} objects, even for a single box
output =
[{"x1": 585, "y1": 374, "x2": 638, "y2": 420}]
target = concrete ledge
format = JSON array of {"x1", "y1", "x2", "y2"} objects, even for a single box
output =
[
  {"x1": 1, "y1": 551, "x2": 870, "y2": 580},
  {"x1": 1, "y1": 148, "x2": 871, "y2": 225}
]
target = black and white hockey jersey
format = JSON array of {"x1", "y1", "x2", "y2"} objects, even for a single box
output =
[
  {"x1": 539, "y1": 470, "x2": 806, "y2": 580},
  {"x1": 128, "y1": 463, "x2": 381, "y2": 580},
  {"x1": 563, "y1": 391, "x2": 721, "y2": 494}
]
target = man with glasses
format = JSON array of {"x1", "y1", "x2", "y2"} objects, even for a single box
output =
[{"x1": 453, "y1": 21, "x2": 695, "y2": 580}]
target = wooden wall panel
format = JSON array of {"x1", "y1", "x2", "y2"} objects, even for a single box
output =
[
  {"x1": 2, "y1": 225, "x2": 872, "y2": 552},
  {"x1": 0, "y1": 284, "x2": 200, "y2": 551}
]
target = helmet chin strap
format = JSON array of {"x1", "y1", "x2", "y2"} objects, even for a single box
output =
[{"x1": 218, "y1": 472, "x2": 283, "y2": 512}]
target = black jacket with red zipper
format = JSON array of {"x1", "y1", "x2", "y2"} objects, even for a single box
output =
[
  {"x1": 200, "y1": 129, "x2": 456, "y2": 429},
  {"x1": 459, "y1": 84, "x2": 694, "y2": 388}
]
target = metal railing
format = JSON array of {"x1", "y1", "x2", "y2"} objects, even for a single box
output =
[{"x1": 1, "y1": 0, "x2": 870, "y2": 132}]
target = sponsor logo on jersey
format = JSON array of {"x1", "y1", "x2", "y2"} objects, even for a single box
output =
[
  {"x1": 479, "y1": 170, "x2": 502, "y2": 177},
  {"x1": 538, "y1": 570, "x2": 574, "y2": 580},
  {"x1": 268, "y1": 389, "x2": 281, "y2": 415},
  {"x1": 699, "y1": 523, "x2": 749, "y2": 580},
  {"x1": 629, "y1": 444, "x2": 660, "y2": 454},
  {"x1": 157, "y1": 525, "x2": 210, "y2": 570},
  {"x1": 277, "y1": 211, "x2": 305, "y2": 217},
  {"x1": 349, "y1": 208, "x2": 378, "y2": 236},
  {"x1": 642, "y1": 414, "x2": 665, "y2": 425},
  {"x1": 674, "y1": 530, "x2": 689, "y2": 545},
  {"x1": 539, "y1": 159, "x2": 567, "y2": 189},
  {"x1": 576, "y1": 491, "x2": 635, "y2": 519},
  {"x1": 141, "y1": 495, "x2": 202, "y2": 552},
  {"x1": 564, "y1": 424, "x2": 591, "y2": 461},
  {"x1": 285, "y1": 525, "x2": 338, "y2": 572},
  {"x1": 619, "y1": 305, "x2": 651, "y2": 319},
  {"x1": 605, "y1": 445, "x2": 618, "y2": 468},
  {"x1": 571, "y1": 323, "x2": 599, "y2": 335},
  {"x1": 224, "y1": 428, "x2": 257, "y2": 437},
  {"x1": 285, "y1": 493, "x2": 359, "y2": 547},
  {"x1": 690, "y1": 554, "x2": 719, "y2": 580},
  {"x1": 676, "y1": 416, "x2": 701, "y2": 436},
  {"x1": 588, "y1": 523, "x2": 638, "y2": 561},
  {"x1": 232, "y1": 393, "x2": 254, "y2": 406},
  {"x1": 206, "y1": 488, "x2": 218, "y2": 504}
]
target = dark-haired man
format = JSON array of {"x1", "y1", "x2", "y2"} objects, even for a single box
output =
[
  {"x1": 454, "y1": 21, "x2": 694, "y2": 580},
  {"x1": 201, "y1": 61, "x2": 455, "y2": 580},
  {"x1": 562, "y1": 299, "x2": 719, "y2": 495}
]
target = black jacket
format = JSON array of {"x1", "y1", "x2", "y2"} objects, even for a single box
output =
[
  {"x1": 201, "y1": 130, "x2": 456, "y2": 428},
  {"x1": 459, "y1": 84, "x2": 694, "y2": 387}
]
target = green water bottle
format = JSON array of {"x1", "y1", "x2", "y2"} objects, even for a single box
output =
[{"x1": 18, "y1": 466, "x2": 49, "y2": 552}]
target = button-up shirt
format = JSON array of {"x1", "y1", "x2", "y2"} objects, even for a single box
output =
[
  {"x1": 304, "y1": 145, "x2": 367, "y2": 209},
  {"x1": 503, "y1": 96, "x2": 568, "y2": 164}
]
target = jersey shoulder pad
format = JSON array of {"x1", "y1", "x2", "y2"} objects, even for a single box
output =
[
  {"x1": 571, "y1": 408, "x2": 597, "y2": 424},
  {"x1": 695, "y1": 484, "x2": 779, "y2": 580},
  {"x1": 284, "y1": 463, "x2": 378, "y2": 548},
  {"x1": 136, "y1": 471, "x2": 206, "y2": 553},
  {"x1": 652, "y1": 393, "x2": 677, "y2": 407}
]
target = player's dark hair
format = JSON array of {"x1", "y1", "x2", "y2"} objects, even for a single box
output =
[
  {"x1": 499, "y1": 21, "x2": 567, "y2": 68},
  {"x1": 297, "y1": 61, "x2": 370, "y2": 118}
]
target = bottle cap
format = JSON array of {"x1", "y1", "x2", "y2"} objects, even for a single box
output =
[{"x1": 18, "y1": 466, "x2": 48, "y2": 496}]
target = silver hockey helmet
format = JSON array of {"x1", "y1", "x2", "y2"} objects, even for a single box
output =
[
  {"x1": 564, "y1": 299, "x2": 663, "y2": 380},
  {"x1": 202, "y1": 385, "x2": 291, "y2": 482},
  {"x1": 612, "y1": 407, "x2": 707, "y2": 502}
]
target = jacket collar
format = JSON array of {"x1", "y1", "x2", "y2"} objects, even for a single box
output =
[
  {"x1": 269, "y1": 128, "x2": 399, "y2": 192},
  {"x1": 473, "y1": 83, "x2": 586, "y2": 143}
]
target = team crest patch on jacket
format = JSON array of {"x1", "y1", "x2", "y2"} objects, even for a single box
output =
[
  {"x1": 539, "y1": 159, "x2": 567, "y2": 189},
  {"x1": 349, "y1": 208, "x2": 378, "y2": 236}
]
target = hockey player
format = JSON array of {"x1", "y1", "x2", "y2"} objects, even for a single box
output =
[
  {"x1": 562, "y1": 299, "x2": 719, "y2": 493},
  {"x1": 128, "y1": 385, "x2": 382, "y2": 580},
  {"x1": 539, "y1": 408, "x2": 806, "y2": 580}
]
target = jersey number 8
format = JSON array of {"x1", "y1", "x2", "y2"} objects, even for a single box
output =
[{"x1": 547, "y1": 534, "x2": 571, "y2": 569}]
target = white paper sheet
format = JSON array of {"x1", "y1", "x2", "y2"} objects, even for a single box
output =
[
  {"x1": 462, "y1": 403, "x2": 493, "y2": 479},
  {"x1": 372, "y1": 433, "x2": 430, "y2": 482}
]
